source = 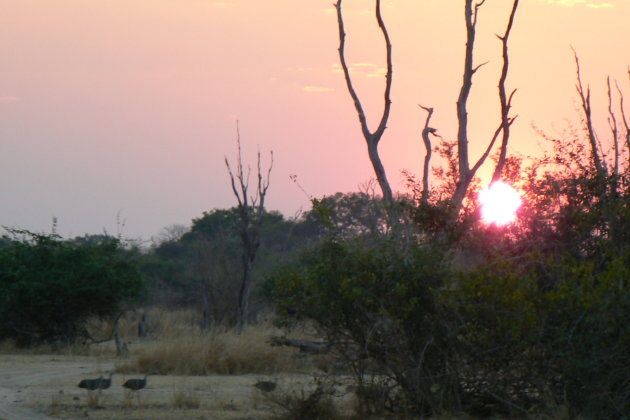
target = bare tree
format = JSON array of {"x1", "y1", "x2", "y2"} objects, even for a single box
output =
[
  {"x1": 335, "y1": 0, "x2": 393, "y2": 206},
  {"x1": 451, "y1": 0, "x2": 520, "y2": 210},
  {"x1": 607, "y1": 76, "x2": 620, "y2": 178},
  {"x1": 573, "y1": 49, "x2": 608, "y2": 179},
  {"x1": 572, "y1": 54, "x2": 630, "y2": 177},
  {"x1": 418, "y1": 105, "x2": 439, "y2": 204},
  {"x1": 225, "y1": 122, "x2": 273, "y2": 331},
  {"x1": 617, "y1": 70, "x2": 630, "y2": 155},
  {"x1": 336, "y1": 0, "x2": 520, "y2": 216}
]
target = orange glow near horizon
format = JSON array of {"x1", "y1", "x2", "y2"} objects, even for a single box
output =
[
  {"x1": 479, "y1": 182, "x2": 522, "y2": 226},
  {"x1": 0, "y1": 0, "x2": 628, "y2": 239}
]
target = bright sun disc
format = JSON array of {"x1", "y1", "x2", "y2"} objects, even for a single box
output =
[{"x1": 479, "y1": 181, "x2": 522, "y2": 226}]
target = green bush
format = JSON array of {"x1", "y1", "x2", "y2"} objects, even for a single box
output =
[
  {"x1": 268, "y1": 235, "x2": 459, "y2": 416},
  {"x1": 270, "y1": 234, "x2": 630, "y2": 418},
  {"x1": 443, "y1": 250, "x2": 630, "y2": 418},
  {"x1": 543, "y1": 252, "x2": 630, "y2": 418},
  {"x1": 0, "y1": 230, "x2": 145, "y2": 344}
]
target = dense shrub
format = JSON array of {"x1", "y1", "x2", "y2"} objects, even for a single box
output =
[
  {"x1": 270, "y1": 233, "x2": 630, "y2": 418},
  {"x1": 268, "y1": 234, "x2": 462, "y2": 416},
  {"x1": 0, "y1": 230, "x2": 145, "y2": 344},
  {"x1": 543, "y1": 252, "x2": 630, "y2": 417}
]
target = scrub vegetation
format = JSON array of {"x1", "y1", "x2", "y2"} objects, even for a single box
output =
[
  {"x1": 1, "y1": 131, "x2": 627, "y2": 418},
  {"x1": 2, "y1": 1, "x2": 629, "y2": 418}
]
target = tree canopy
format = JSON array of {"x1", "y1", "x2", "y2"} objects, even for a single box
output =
[{"x1": 0, "y1": 230, "x2": 145, "y2": 344}]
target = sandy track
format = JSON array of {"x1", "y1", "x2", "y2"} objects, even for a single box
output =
[
  {"x1": 0, "y1": 354, "x2": 333, "y2": 420},
  {"x1": 0, "y1": 355, "x2": 113, "y2": 420}
]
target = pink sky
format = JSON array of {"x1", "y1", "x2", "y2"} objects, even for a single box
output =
[{"x1": 1, "y1": 0, "x2": 629, "y2": 241}]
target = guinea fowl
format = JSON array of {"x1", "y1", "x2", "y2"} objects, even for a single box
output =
[
  {"x1": 98, "y1": 372, "x2": 114, "y2": 390},
  {"x1": 123, "y1": 373, "x2": 150, "y2": 392},
  {"x1": 78, "y1": 375, "x2": 104, "y2": 391}
]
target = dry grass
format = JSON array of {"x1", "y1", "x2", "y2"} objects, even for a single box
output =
[
  {"x1": 99, "y1": 306, "x2": 322, "y2": 376},
  {"x1": 117, "y1": 324, "x2": 300, "y2": 375},
  {"x1": 0, "y1": 307, "x2": 322, "y2": 377},
  {"x1": 171, "y1": 388, "x2": 201, "y2": 409},
  {"x1": 263, "y1": 382, "x2": 342, "y2": 420}
]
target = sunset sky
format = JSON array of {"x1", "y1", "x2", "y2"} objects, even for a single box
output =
[{"x1": 1, "y1": 0, "x2": 629, "y2": 241}]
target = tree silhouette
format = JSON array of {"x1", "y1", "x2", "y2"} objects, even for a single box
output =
[{"x1": 225, "y1": 121, "x2": 273, "y2": 331}]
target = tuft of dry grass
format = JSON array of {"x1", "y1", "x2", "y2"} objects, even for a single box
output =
[
  {"x1": 264, "y1": 385, "x2": 342, "y2": 420},
  {"x1": 171, "y1": 388, "x2": 201, "y2": 409},
  {"x1": 117, "y1": 324, "x2": 300, "y2": 375},
  {"x1": 86, "y1": 393, "x2": 100, "y2": 408}
]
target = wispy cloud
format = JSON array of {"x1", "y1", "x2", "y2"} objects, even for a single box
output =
[
  {"x1": 319, "y1": 7, "x2": 335, "y2": 15},
  {"x1": 0, "y1": 96, "x2": 19, "y2": 103},
  {"x1": 352, "y1": 62, "x2": 376, "y2": 68},
  {"x1": 586, "y1": 2, "x2": 613, "y2": 8},
  {"x1": 302, "y1": 86, "x2": 333, "y2": 93},
  {"x1": 331, "y1": 62, "x2": 386, "y2": 78},
  {"x1": 545, "y1": 0, "x2": 614, "y2": 7}
]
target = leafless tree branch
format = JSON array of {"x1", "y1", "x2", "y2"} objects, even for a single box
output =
[
  {"x1": 453, "y1": 0, "x2": 519, "y2": 208},
  {"x1": 224, "y1": 121, "x2": 273, "y2": 332},
  {"x1": 616, "y1": 77, "x2": 630, "y2": 155},
  {"x1": 607, "y1": 76, "x2": 620, "y2": 177},
  {"x1": 419, "y1": 104, "x2": 439, "y2": 203},
  {"x1": 472, "y1": 115, "x2": 517, "y2": 177},
  {"x1": 573, "y1": 48, "x2": 607, "y2": 178},
  {"x1": 335, "y1": 0, "x2": 393, "y2": 205},
  {"x1": 491, "y1": 0, "x2": 520, "y2": 182},
  {"x1": 453, "y1": 0, "x2": 481, "y2": 207},
  {"x1": 472, "y1": 0, "x2": 487, "y2": 26},
  {"x1": 472, "y1": 61, "x2": 489, "y2": 74}
]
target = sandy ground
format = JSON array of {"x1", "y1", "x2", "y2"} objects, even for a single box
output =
[{"x1": 0, "y1": 354, "x2": 343, "y2": 420}]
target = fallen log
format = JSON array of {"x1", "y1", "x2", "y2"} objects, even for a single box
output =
[{"x1": 269, "y1": 336, "x2": 330, "y2": 355}]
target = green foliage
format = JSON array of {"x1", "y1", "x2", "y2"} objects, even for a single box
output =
[
  {"x1": 142, "y1": 207, "x2": 307, "y2": 324},
  {"x1": 543, "y1": 252, "x2": 630, "y2": 417},
  {"x1": 298, "y1": 192, "x2": 390, "y2": 240},
  {"x1": 268, "y1": 235, "x2": 459, "y2": 415},
  {"x1": 0, "y1": 230, "x2": 145, "y2": 344},
  {"x1": 266, "y1": 124, "x2": 630, "y2": 418},
  {"x1": 438, "y1": 248, "x2": 630, "y2": 418}
]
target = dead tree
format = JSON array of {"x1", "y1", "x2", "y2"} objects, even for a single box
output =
[
  {"x1": 225, "y1": 121, "x2": 273, "y2": 331},
  {"x1": 573, "y1": 49, "x2": 608, "y2": 179},
  {"x1": 451, "y1": 0, "x2": 520, "y2": 210},
  {"x1": 572, "y1": 53, "x2": 630, "y2": 192},
  {"x1": 619, "y1": 69, "x2": 630, "y2": 153},
  {"x1": 335, "y1": 0, "x2": 393, "y2": 206},
  {"x1": 418, "y1": 105, "x2": 439, "y2": 204},
  {"x1": 336, "y1": 1, "x2": 520, "y2": 215}
]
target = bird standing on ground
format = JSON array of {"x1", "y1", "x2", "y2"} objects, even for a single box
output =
[
  {"x1": 123, "y1": 373, "x2": 150, "y2": 392},
  {"x1": 98, "y1": 372, "x2": 114, "y2": 390},
  {"x1": 78, "y1": 375, "x2": 104, "y2": 391},
  {"x1": 254, "y1": 380, "x2": 277, "y2": 393}
]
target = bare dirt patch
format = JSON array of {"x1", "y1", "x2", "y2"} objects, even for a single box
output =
[{"x1": 0, "y1": 353, "x2": 344, "y2": 420}]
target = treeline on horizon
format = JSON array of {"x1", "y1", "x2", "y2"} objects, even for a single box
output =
[{"x1": 1, "y1": 136, "x2": 629, "y2": 417}]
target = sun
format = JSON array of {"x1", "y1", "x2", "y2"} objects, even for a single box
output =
[{"x1": 479, "y1": 181, "x2": 522, "y2": 226}]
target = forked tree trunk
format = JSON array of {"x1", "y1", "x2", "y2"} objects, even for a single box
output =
[
  {"x1": 336, "y1": 0, "x2": 394, "y2": 207},
  {"x1": 225, "y1": 122, "x2": 272, "y2": 333}
]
